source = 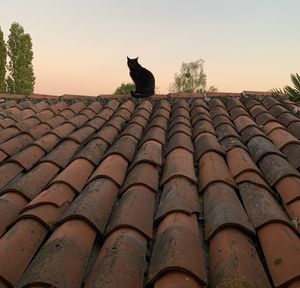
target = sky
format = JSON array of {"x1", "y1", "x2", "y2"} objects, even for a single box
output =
[{"x1": 1, "y1": 0, "x2": 300, "y2": 96}]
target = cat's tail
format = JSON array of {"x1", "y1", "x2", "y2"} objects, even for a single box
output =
[{"x1": 130, "y1": 90, "x2": 154, "y2": 98}]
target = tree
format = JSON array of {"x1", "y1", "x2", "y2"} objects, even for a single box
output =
[
  {"x1": 114, "y1": 82, "x2": 135, "y2": 95},
  {"x1": 6, "y1": 22, "x2": 35, "y2": 95},
  {"x1": 0, "y1": 26, "x2": 6, "y2": 93},
  {"x1": 169, "y1": 58, "x2": 217, "y2": 93},
  {"x1": 271, "y1": 73, "x2": 300, "y2": 103}
]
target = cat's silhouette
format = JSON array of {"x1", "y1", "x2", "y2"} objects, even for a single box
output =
[{"x1": 127, "y1": 57, "x2": 155, "y2": 97}]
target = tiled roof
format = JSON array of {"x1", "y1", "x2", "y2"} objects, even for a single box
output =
[{"x1": 0, "y1": 92, "x2": 299, "y2": 287}]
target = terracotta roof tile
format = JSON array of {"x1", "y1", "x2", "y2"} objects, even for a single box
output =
[
  {"x1": 58, "y1": 178, "x2": 118, "y2": 234},
  {"x1": 204, "y1": 182, "x2": 255, "y2": 239},
  {"x1": 106, "y1": 185, "x2": 154, "y2": 239},
  {"x1": 239, "y1": 182, "x2": 295, "y2": 230},
  {"x1": 0, "y1": 95, "x2": 299, "y2": 287},
  {"x1": 288, "y1": 121, "x2": 300, "y2": 139},
  {"x1": 41, "y1": 140, "x2": 79, "y2": 168},
  {"x1": 0, "y1": 133, "x2": 33, "y2": 156},
  {"x1": 247, "y1": 135, "x2": 285, "y2": 163},
  {"x1": 156, "y1": 177, "x2": 200, "y2": 222},
  {"x1": 85, "y1": 229, "x2": 147, "y2": 288},
  {"x1": 0, "y1": 219, "x2": 47, "y2": 286},
  {"x1": 104, "y1": 135, "x2": 138, "y2": 162},
  {"x1": 148, "y1": 214, "x2": 207, "y2": 286},
  {"x1": 89, "y1": 154, "x2": 128, "y2": 187},
  {"x1": 165, "y1": 132, "x2": 194, "y2": 155},
  {"x1": 199, "y1": 152, "x2": 236, "y2": 191},
  {"x1": 210, "y1": 227, "x2": 272, "y2": 288},
  {"x1": 240, "y1": 126, "x2": 269, "y2": 144},
  {"x1": 3, "y1": 162, "x2": 60, "y2": 200},
  {"x1": 121, "y1": 162, "x2": 158, "y2": 194},
  {"x1": 275, "y1": 176, "x2": 300, "y2": 204},
  {"x1": 51, "y1": 159, "x2": 94, "y2": 193},
  {"x1": 74, "y1": 138, "x2": 108, "y2": 165},
  {"x1": 195, "y1": 132, "x2": 225, "y2": 161},
  {"x1": 213, "y1": 114, "x2": 234, "y2": 128},
  {"x1": 227, "y1": 147, "x2": 264, "y2": 178},
  {"x1": 18, "y1": 219, "x2": 96, "y2": 288},
  {"x1": 258, "y1": 223, "x2": 300, "y2": 287},
  {"x1": 259, "y1": 154, "x2": 300, "y2": 186},
  {"x1": 130, "y1": 140, "x2": 162, "y2": 168},
  {"x1": 161, "y1": 148, "x2": 197, "y2": 185},
  {"x1": 0, "y1": 192, "x2": 27, "y2": 237}
]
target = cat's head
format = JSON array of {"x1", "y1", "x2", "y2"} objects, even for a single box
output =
[{"x1": 127, "y1": 57, "x2": 139, "y2": 69}]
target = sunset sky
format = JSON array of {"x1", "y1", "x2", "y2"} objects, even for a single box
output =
[{"x1": 1, "y1": 0, "x2": 300, "y2": 96}]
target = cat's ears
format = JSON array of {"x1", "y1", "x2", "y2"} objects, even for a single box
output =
[{"x1": 127, "y1": 56, "x2": 139, "y2": 61}]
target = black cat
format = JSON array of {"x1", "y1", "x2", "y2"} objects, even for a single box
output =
[{"x1": 127, "y1": 57, "x2": 155, "y2": 97}]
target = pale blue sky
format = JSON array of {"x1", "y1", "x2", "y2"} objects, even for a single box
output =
[{"x1": 1, "y1": 0, "x2": 299, "y2": 95}]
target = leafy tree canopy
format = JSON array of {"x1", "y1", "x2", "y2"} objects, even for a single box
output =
[
  {"x1": 6, "y1": 22, "x2": 35, "y2": 95},
  {"x1": 114, "y1": 82, "x2": 135, "y2": 95},
  {"x1": 0, "y1": 27, "x2": 6, "y2": 93},
  {"x1": 169, "y1": 59, "x2": 217, "y2": 93}
]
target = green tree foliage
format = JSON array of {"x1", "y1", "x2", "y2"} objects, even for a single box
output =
[
  {"x1": 0, "y1": 27, "x2": 6, "y2": 93},
  {"x1": 6, "y1": 22, "x2": 35, "y2": 95},
  {"x1": 114, "y1": 82, "x2": 135, "y2": 95},
  {"x1": 271, "y1": 73, "x2": 300, "y2": 103},
  {"x1": 169, "y1": 58, "x2": 217, "y2": 93}
]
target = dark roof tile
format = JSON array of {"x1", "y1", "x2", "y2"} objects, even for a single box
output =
[
  {"x1": 239, "y1": 182, "x2": 295, "y2": 230},
  {"x1": 195, "y1": 133, "x2": 225, "y2": 161},
  {"x1": 106, "y1": 185, "x2": 154, "y2": 239},
  {"x1": 121, "y1": 162, "x2": 158, "y2": 194},
  {"x1": 220, "y1": 136, "x2": 247, "y2": 152},
  {"x1": 216, "y1": 123, "x2": 241, "y2": 141},
  {"x1": 140, "y1": 126, "x2": 166, "y2": 146},
  {"x1": 244, "y1": 98, "x2": 261, "y2": 109},
  {"x1": 85, "y1": 229, "x2": 147, "y2": 288},
  {"x1": 259, "y1": 154, "x2": 300, "y2": 186},
  {"x1": 41, "y1": 140, "x2": 79, "y2": 168},
  {"x1": 226, "y1": 98, "x2": 244, "y2": 111},
  {"x1": 4, "y1": 163, "x2": 60, "y2": 200},
  {"x1": 165, "y1": 132, "x2": 194, "y2": 155},
  {"x1": 148, "y1": 218, "x2": 207, "y2": 286},
  {"x1": 247, "y1": 136, "x2": 285, "y2": 163},
  {"x1": 282, "y1": 143, "x2": 300, "y2": 170},
  {"x1": 269, "y1": 104, "x2": 289, "y2": 118},
  {"x1": 156, "y1": 177, "x2": 200, "y2": 222},
  {"x1": 249, "y1": 105, "x2": 268, "y2": 118},
  {"x1": 28, "y1": 123, "x2": 52, "y2": 139},
  {"x1": 161, "y1": 148, "x2": 197, "y2": 185},
  {"x1": 213, "y1": 114, "x2": 234, "y2": 128},
  {"x1": 204, "y1": 183, "x2": 255, "y2": 239},
  {"x1": 73, "y1": 138, "x2": 108, "y2": 166},
  {"x1": 199, "y1": 152, "x2": 236, "y2": 191},
  {"x1": 168, "y1": 122, "x2": 193, "y2": 139},
  {"x1": 171, "y1": 107, "x2": 190, "y2": 120},
  {"x1": 278, "y1": 112, "x2": 300, "y2": 127},
  {"x1": 58, "y1": 179, "x2": 119, "y2": 234},
  {"x1": 191, "y1": 98, "x2": 208, "y2": 110},
  {"x1": 288, "y1": 121, "x2": 300, "y2": 139},
  {"x1": 256, "y1": 112, "x2": 277, "y2": 126},
  {"x1": 210, "y1": 106, "x2": 230, "y2": 119},
  {"x1": 192, "y1": 120, "x2": 215, "y2": 139},
  {"x1": 105, "y1": 135, "x2": 138, "y2": 162},
  {"x1": 262, "y1": 96, "x2": 280, "y2": 109},
  {"x1": 173, "y1": 99, "x2": 190, "y2": 111},
  {"x1": 130, "y1": 140, "x2": 162, "y2": 169},
  {"x1": 229, "y1": 106, "x2": 249, "y2": 120},
  {"x1": 240, "y1": 126, "x2": 269, "y2": 144}
]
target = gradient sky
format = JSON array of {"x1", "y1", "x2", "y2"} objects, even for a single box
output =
[{"x1": 1, "y1": 0, "x2": 300, "y2": 95}]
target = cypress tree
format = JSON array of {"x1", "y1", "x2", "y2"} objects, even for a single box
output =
[
  {"x1": 6, "y1": 22, "x2": 35, "y2": 95},
  {"x1": 0, "y1": 26, "x2": 6, "y2": 93}
]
